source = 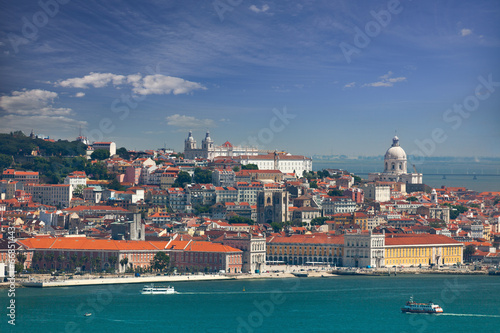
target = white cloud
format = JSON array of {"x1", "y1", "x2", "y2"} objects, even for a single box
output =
[
  {"x1": 75, "y1": 92, "x2": 85, "y2": 98},
  {"x1": 343, "y1": 82, "x2": 356, "y2": 89},
  {"x1": 166, "y1": 114, "x2": 215, "y2": 128},
  {"x1": 56, "y1": 72, "x2": 127, "y2": 88},
  {"x1": 0, "y1": 89, "x2": 72, "y2": 116},
  {"x1": 249, "y1": 4, "x2": 270, "y2": 13},
  {"x1": 132, "y1": 75, "x2": 206, "y2": 95},
  {"x1": 55, "y1": 72, "x2": 205, "y2": 95},
  {"x1": 461, "y1": 28, "x2": 472, "y2": 36},
  {"x1": 0, "y1": 89, "x2": 86, "y2": 135},
  {"x1": 362, "y1": 72, "x2": 406, "y2": 88}
]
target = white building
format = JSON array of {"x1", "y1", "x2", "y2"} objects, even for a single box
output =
[
  {"x1": 64, "y1": 171, "x2": 87, "y2": 187},
  {"x1": 343, "y1": 231, "x2": 385, "y2": 268},
  {"x1": 368, "y1": 136, "x2": 422, "y2": 185},
  {"x1": 363, "y1": 184, "x2": 391, "y2": 202},
  {"x1": 212, "y1": 169, "x2": 236, "y2": 187},
  {"x1": 184, "y1": 131, "x2": 259, "y2": 160},
  {"x1": 25, "y1": 184, "x2": 73, "y2": 208},
  {"x1": 234, "y1": 152, "x2": 312, "y2": 176},
  {"x1": 322, "y1": 197, "x2": 357, "y2": 215},
  {"x1": 92, "y1": 141, "x2": 117, "y2": 156}
]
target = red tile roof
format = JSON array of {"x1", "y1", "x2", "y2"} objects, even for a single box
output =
[{"x1": 385, "y1": 234, "x2": 462, "y2": 246}]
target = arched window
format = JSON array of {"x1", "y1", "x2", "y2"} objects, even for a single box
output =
[
  {"x1": 385, "y1": 162, "x2": 388, "y2": 170},
  {"x1": 267, "y1": 197, "x2": 271, "y2": 204},
  {"x1": 399, "y1": 163, "x2": 402, "y2": 170},
  {"x1": 391, "y1": 163, "x2": 395, "y2": 170}
]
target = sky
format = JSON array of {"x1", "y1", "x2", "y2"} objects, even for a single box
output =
[{"x1": 0, "y1": 0, "x2": 499, "y2": 158}]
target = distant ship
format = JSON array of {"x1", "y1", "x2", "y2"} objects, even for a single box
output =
[
  {"x1": 141, "y1": 284, "x2": 176, "y2": 295},
  {"x1": 401, "y1": 296, "x2": 443, "y2": 314}
]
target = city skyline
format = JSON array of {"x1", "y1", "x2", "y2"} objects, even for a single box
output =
[{"x1": 1, "y1": 1, "x2": 499, "y2": 157}]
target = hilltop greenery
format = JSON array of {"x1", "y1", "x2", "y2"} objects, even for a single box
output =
[{"x1": 0, "y1": 132, "x2": 87, "y2": 157}]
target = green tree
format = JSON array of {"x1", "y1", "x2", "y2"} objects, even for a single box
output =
[
  {"x1": 228, "y1": 215, "x2": 254, "y2": 225},
  {"x1": 328, "y1": 189, "x2": 344, "y2": 197},
  {"x1": 0, "y1": 153, "x2": 13, "y2": 169},
  {"x1": 310, "y1": 181, "x2": 318, "y2": 188},
  {"x1": 108, "y1": 178, "x2": 126, "y2": 191},
  {"x1": 72, "y1": 184, "x2": 86, "y2": 197},
  {"x1": 448, "y1": 205, "x2": 468, "y2": 219},
  {"x1": 173, "y1": 171, "x2": 192, "y2": 187},
  {"x1": 108, "y1": 256, "x2": 118, "y2": 272},
  {"x1": 120, "y1": 257, "x2": 129, "y2": 271},
  {"x1": 232, "y1": 166, "x2": 240, "y2": 172},
  {"x1": 151, "y1": 252, "x2": 170, "y2": 272},
  {"x1": 116, "y1": 147, "x2": 130, "y2": 159},
  {"x1": 311, "y1": 217, "x2": 329, "y2": 225},
  {"x1": 241, "y1": 164, "x2": 258, "y2": 170},
  {"x1": 193, "y1": 167, "x2": 212, "y2": 184},
  {"x1": 91, "y1": 149, "x2": 110, "y2": 160},
  {"x1": 406, "y1": 196, "x2": 418, "y2": 202},
  {"x1": 195, "y1": 205, "x2": 211, "y2": 215},
  {"x1": 463, "y1": 245, "x2": 476, "y2": 263},
  {"x1": 271, "y1": 222, "x2": 283, "y2": 232}
]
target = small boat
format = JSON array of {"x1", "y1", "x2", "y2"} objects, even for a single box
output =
[
  {"x1": 84, "y1": 313, "x2": 92, "y2": 317},
  {"x1": 141, "y1": 284, "x2": 175, "y2": 295},
  {"x1": 401, "y1": 296, "x2": 443, "y2": 314}
]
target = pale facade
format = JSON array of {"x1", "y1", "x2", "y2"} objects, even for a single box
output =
[
  {"x1": 234, "y1": 152, "x2": 312, "y2": 175},
  {"x1": 184, "y1": 131, "x2": 259, "y2": 160}
]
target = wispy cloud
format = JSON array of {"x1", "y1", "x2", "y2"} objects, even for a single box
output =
[
  {"x1": 54, "y1": 72, "x2": 206, "y2": 95},
  {"x1": 362, "y1": 72, "x2": 406, "y2": 88},
  {"x1": 75, "y1": 92, "x2": 85, "y2": 98},
  {"x1": 249, "y1": 4, "x2": 270, "y2": 13},
  {"x1": 165, "y1": 114, "x2": 215, "y2": 128},
  {"x1": 460, "y1": 28, "x2": 472, "y2": 37},
  {"x1": 343, "y1": 82, "x2": 356, "y2": 89}
]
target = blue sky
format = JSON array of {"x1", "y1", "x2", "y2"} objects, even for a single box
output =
[{"x1": 1, "y1": 0, "x2": 499, "y2": 158}]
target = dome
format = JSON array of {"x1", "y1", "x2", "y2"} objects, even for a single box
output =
[
  {"x1": 385, "y1": 135, "x2": 406, "y2": 160},
  {"x1": 385, "y1": 146, "x2": 406, "y2": 160}
]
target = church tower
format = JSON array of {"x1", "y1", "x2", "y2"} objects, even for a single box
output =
[
  {"x1": 185, "y1": 131, "x2": 196, "y2": 151},
  {"x1": 202, "y1": 130, "x2": 214, "y2": 159}
]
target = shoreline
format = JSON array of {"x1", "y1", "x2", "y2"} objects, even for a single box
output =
[{"x1": 1, "y1": 267, "x2": 493, "y2": 289}]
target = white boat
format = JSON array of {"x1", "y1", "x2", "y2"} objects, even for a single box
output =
[
  {"x1": 140, "y1": 284, "x2": 176, "y2": 295},
  {"x1": 401, "y1": 296, "x2": 443, "y2": 314}
]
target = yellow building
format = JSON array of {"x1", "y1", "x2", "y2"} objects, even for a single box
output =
[
  {"x1": 384, "y1": 234, "x2": 463, "y2": 267},
  {"x1": 267, "y1": 234, "x2": 344, "y2": 266}
]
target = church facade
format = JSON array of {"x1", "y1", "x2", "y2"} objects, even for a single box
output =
[
  {"x1": 368, "y1": 136, "x2": 423, "y2": 185},
  {"x1": 183, "y1": 131, "x2": 259, "y2": 160}
]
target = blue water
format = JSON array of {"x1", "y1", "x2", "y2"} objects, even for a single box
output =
[
  {"x1": 1, "y1": 275, "x2": 499, "y2": 332},
  {"x1": 313, "y1": 160, "x2": 500, "y2": 192}
]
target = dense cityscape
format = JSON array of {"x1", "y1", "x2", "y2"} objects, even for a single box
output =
[
  {"x1": 1, "y1": 130, "x2": 499, "y2": 281},
  {"x1": 1, "y1": 1, "x2": 499, "y2": 332}
]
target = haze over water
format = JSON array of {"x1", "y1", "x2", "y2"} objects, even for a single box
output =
[{"x1": 313, "y1": 159, "x2": 500, "y2": 192}]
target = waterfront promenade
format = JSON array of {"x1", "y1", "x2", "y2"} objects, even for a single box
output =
[{"x1": 1, "y1": 264, "x2": 491, "y2": 289}]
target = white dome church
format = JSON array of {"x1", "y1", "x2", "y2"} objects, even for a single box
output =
[{"x1": 369, "y1": 136, "x2": 423, "y2": 186}]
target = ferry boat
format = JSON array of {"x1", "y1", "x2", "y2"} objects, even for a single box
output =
[
  {"x1": 401, "y1": 296, "x2": 443, "y2": 314},
  {"x1": 140, "y1": 284, "x2": 175, "y2": 295}
]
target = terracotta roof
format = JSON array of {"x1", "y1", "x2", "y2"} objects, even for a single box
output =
[
  {"x1": 268, "y1": 234, "x2": 344, "y2": 245},
  {"x1": 385, "y1": 234, "x2": 462, "y2": 246},
  {"x1": 18, "y1": 237, "x2": 169, "y2": 251}
]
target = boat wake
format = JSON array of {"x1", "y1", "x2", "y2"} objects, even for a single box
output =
[{"x1": 439, "y1": 313, "x2": 500, "y2": 318}]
